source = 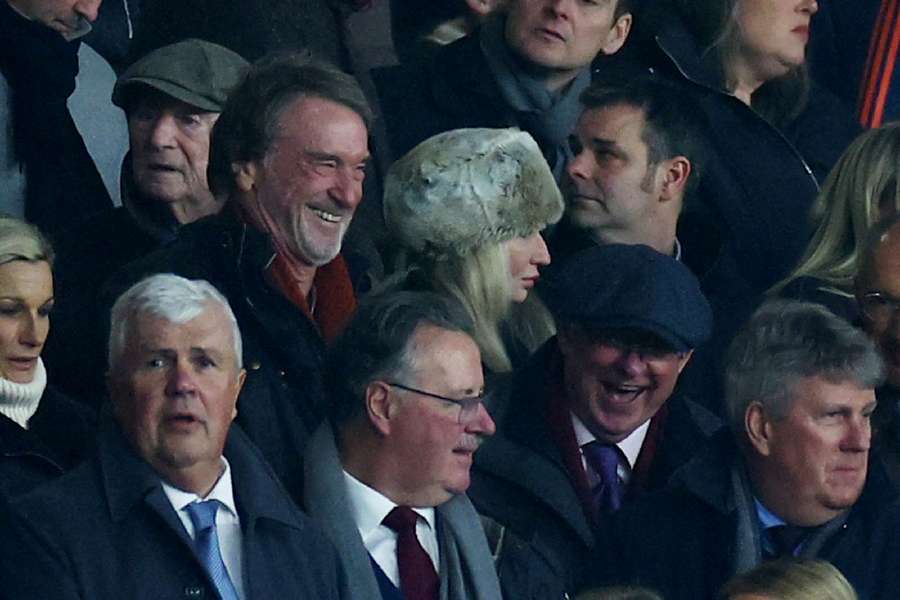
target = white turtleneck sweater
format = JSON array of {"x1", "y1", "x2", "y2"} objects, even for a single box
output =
[{"x1": 0, "y1": 358, "x2": 47, "y2": 429}]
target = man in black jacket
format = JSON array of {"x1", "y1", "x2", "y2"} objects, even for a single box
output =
[
  {"x1": 468, "y1": 244, "x2": 720, "y2": 599},
  {"x1": 375, "y1": 0, "x2": 634, "y2": 176},
  {"x1": 0, "y1": 274, "x2": 346, "y2": 599},
  {"x1": 102, "y1": 53, "x2": 373, "y2": 504},
  {"x1": 594, "y1": 300, "x2": 900, "y2": 600}
]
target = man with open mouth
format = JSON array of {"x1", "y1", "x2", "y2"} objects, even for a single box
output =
[
  {"x1": 46, "y1": 38, "x2": 249, "y2": 407},
  {"x1": 99, "y1": 54, "x2": 375, "y2": 508},
  {"x1": 466, "y1": 243, "x2": 718, "y2": 600}
]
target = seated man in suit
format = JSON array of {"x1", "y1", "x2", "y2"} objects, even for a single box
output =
[
  {"x1": 595, "y1": 300, "x2": 900, "y2": 600},
  {"x1": 304, "y1": 289, "x2": 502, "y2": 600},
  {"x1": 467, "y1": 243, "x2": 720, "y2": 599},
  {"x1": 0, "y1": 274, "x2": 345, "y2": 599}
]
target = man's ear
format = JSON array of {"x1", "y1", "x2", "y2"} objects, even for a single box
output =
[
  {"x1": 599, "y1": 13, "x2": 632, "y2": 56},
  {"x1": 659, "y1": 156, "x2": 691, "y2": 203},
  {"x1": 366, "y1": 381, "x2": 394, "y2": 436},
  {"x1": 675, "y1": 349, "x2": 693, "y2": 374},
  {"x1": 745, "y1": 402, "x2": 774, "y2": 456},
  {"x1": 233, "y1": 161, "x2": 258, "y2": 193}
]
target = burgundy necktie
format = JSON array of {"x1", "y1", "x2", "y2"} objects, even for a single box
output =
[{"x1": 382, "y1": 506, "x2": 439, "y2": 600}]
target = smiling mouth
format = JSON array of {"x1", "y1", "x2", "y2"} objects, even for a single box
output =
[
  {"x1": 310, "y1": 207, "x2": 342, "y2": 223},
  {"x1": 601, "y1": 382, "x2": 647, "y2": 403}
]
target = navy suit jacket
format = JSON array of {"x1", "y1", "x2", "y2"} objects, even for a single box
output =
[{"x1": 0, "y1": 417, "x2": 346, "y2": 599}]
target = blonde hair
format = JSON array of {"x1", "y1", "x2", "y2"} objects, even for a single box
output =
[
  {"x1": 771, "y1": 123, "x2": 900, "y2": 299},
  {"x1": 719, "y1": 559, "x2": 858, "y2": 600},
  {"x1": 0, "y1": 215, "x2": 53, "y2": 267},
  {"x1": 399, "y1": 240, "x2": 555, "y2": 373},
  {"x1": 576, "y1": 585, "x2": 663, "y2": 600}
]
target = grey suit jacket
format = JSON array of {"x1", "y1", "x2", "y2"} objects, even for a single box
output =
[{"x1": 303, "y1": 423, "x2": 503, "y2": 600}]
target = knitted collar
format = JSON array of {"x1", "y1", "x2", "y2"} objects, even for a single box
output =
[{"x1": 0, "y1": 357, "x2": 47, "y2": 429}]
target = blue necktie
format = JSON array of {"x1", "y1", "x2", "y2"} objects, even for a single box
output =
[
  {"x1": 185, "y1": 500, "x2": 240, "y2": 600},
  {"x1": 582, "y1": 442, "x2": 625, "y2": 521}
]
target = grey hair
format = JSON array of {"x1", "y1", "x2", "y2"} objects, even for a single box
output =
[
  {"x1": 0, "y1": 215, "x2": 53, "y2": 266},
  {"x1": 108, "y1": 274, "x2": 243, "y2": 372},
  {"x1": 725, "y1": 300, "x2": 883, "y2": 435}
]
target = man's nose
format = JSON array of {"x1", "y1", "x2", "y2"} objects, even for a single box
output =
[
  {"x1": 149, "y1": 115, "x2": 179, "y2": 149},
  {"x1": 166, "y1": 361, "x2": 198, "y2": 396},
  {"x1": 76, "y1": 0, "x2": 102, "y2": 23},
  {"x1": 467, "y1": 402, "x2": 496, "y2": 437},
  {"x1": 842, "y1": 417, "x2": 871, "y2": 452}
]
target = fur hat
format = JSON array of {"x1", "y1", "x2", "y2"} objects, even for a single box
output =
[{"x1": 383, "y1": 128, "x2": 564, "y2": 257}]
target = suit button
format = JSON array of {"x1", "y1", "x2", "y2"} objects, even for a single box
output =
[
  {"x1": 184, "y1": 585, "x2": 204, "y2": 598},
  {"x1": 278, "y1": 370, "x2": 286, "y2": 378}
]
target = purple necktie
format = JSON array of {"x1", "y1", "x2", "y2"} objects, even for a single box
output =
[
  {"x1": 582, "y1": 441, "x2": 625, "y2": 520},
  {"x1": 382, "y1": 506, "x2": 439, "y2": 600}
]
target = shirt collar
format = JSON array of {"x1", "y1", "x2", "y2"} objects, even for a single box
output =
[
  {"x1": 160, "y1": 457, "x2": 238, "y2": 518},
  {"x1": 754, "y1": 497, "x2": 787, "y2": 529},
  {"x1": 342, "y1": 469, "x2": 436, "y2": 538},
  {"x1": 571, "y1": 412, "x2": 650, "y2": 469}
]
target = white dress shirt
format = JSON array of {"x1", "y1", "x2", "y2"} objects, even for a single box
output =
[
  {"x1": 162, "y1": 458, "x2": 245, "y2": 600},
  {"x1": 343, "y1": 469, "x2": 440, "y2": 587},
  {"x1": 572, "y1": 413, "x2": 650, "y2": 484}
]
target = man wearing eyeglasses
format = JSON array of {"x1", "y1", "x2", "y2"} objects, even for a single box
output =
[
  {"x1": 303, "y1": 290, "x2": 502, "y2": 600},
  {"x1": 467, "y1": 243, "x2": 720, "y2": 599},
  {"x1": 856, "y1": 213, "x2": 900, "y2": 484}
]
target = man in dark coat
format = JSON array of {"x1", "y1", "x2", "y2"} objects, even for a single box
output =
[
  {"x1": 0, "y1": 273, "x2": 346, "y2": 599},
  {"x1": 593, "y1": 300, "x2": 900, "y2": 600},
  {"x1": 47, "y1": 38, "x2": 249, "y2": 407},
  {"x1": 0, "y1": 0, "x2": 113, "y2": 235},
  {"x1": 374, "y1": 0, "x2": 634, "y2": 176},
  {"x1": 467, "y1": 244, "x2": 721, "y2": 599},
  {"x1": 305, "y1": 290, "x2": 502, "y2": 600},
  {"x1": 101, "y1": 53, "x2": 373, "y2": 505}
]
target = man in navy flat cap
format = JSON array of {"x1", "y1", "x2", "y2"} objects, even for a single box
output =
[{"x1": 467, "y1": 243, "x2": 721, "y2": 600}]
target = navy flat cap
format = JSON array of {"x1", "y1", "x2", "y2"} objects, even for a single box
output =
[{"x1": 540, "y1": 244, "x2": 712, "y2": 352}]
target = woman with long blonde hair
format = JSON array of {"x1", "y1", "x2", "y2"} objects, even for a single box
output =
[
  {"x1": 383, "y1": 127, "x2": 563, "y2": 374},
  {"x1": 771, "y1": 123, "x2": 900, "y2": 319}
]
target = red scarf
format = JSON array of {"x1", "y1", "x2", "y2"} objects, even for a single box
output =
[{"x1": 268, "y1": 252, "x2": 357, "y2": 343}]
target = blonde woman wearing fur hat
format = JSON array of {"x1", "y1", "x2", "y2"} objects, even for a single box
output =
[{"x1": 383, "y1": 127, "x2": 564, "y2": 373}]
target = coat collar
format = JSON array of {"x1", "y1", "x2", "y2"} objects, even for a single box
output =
[{"x1": 99, "y1": 410, "x2": 303, "y2": 531}]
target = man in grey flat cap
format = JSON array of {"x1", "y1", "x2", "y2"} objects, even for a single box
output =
[
  {"x1": 467, "y1": 243, "x2": 720, "y2": 600},
  {"x1": 47, "y1": 38, "x2": 249, "y2": 405}
]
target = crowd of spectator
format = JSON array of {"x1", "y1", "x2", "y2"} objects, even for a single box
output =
[{"x1": 3, "y1": 0, "x2": 900, "y2": 598}]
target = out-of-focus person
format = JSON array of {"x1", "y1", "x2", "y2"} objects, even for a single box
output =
[
  {"x1": 719, "y1": 558, "x2": 858, "y2": 600},
  {"x1": 771, "y1": 123, "x2": 900, "y2": 321}
]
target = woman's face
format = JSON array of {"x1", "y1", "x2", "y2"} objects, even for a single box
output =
[
  {"x1": 733, "y1": 0, "x2": 818, "y2": 82},
  {"x1": 504, "y1": 232, "x2": 550, "y2": 303},
  {"x1": 0, "y1": 260, "x2": 53, "y2": 383}
]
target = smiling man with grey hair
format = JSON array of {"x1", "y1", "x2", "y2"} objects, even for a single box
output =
[{"x1": 0, "y1": 273, "x2": 346, "y2": 600}]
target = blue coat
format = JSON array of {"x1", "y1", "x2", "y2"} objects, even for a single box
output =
[{"x1": 0, "y1": 418, "x2": 346, "y2": 600}]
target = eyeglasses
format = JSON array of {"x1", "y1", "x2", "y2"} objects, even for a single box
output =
[
  {"x1": 385, "y1": 381, "x2": 485, "y2": 424},
  {"x1": 859, "y1": 291, "x2": 900, "y2": 322}
]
